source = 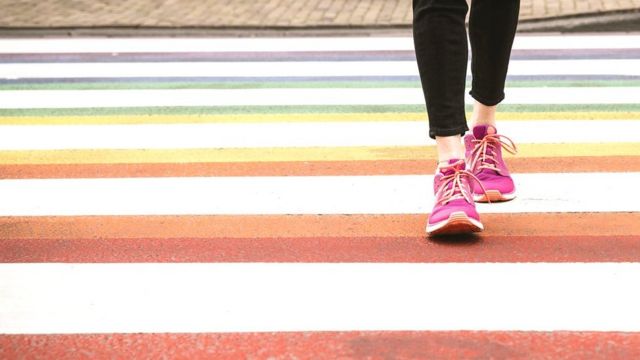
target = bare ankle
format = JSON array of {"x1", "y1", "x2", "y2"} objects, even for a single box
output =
[
  {"x1": 435, "y1": 135, "x2": 465, "y2": 164},
  {"x1": 471, "y1": 99, "x2": 497, "y2": 128}
]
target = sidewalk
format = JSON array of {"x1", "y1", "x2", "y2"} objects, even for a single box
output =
[{"x1": 0, "y1": 0, "x2": 638, "y2": 30}]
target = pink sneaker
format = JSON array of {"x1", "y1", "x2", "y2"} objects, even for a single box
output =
[
  {"x1": 426, "y1": 159, "x2": 488, "y2": 236},
  {"x1": 464, "y1": 125, "x2": 518, "y2": 203}
]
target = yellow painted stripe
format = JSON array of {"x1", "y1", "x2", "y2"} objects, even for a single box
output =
[
  {"x1": 1, "y1": 143, "x2": 638, "y2": 165},
  {"x1": 1, "y1": 112, "x2": 640, "y2": 125}
]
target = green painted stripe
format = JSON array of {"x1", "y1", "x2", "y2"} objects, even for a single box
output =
[
  {"x1": 2, "y1": 104, "x2": 640, "y2": 117},
  {"x1": 1, "y1": 80, "x2": 640, "y2": 91}
]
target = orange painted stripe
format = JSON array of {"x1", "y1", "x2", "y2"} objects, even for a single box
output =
[
  {"x1": 3, "y1": 214, "x2": 639, "y2": 263},
  {"x1": 0, "y1": 156, "x2": 637, "y2": 179},
  {"x1": 3, "y1": 213, "x2": 636, "y2": 240},
  {"x1": 2, "y1": 332, "x2": 640, "y2": 359}
]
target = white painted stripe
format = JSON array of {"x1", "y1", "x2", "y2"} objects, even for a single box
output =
[
  {"x1": 513, "y1": 34, "x2": 640, "y2": 50},
  {"x1": 0, "y1": 37, "x2": 417, "y2": 54},
  {"x1": 0, "y1": 87, "x2": 638, "y2": 109},
  {"x1": 0, "y1": 173, "x2": 637, "y2": 216},
  {"x1": 2, "y1": 60, "x2": 639, "y2": 79},
  {"x1": 0, "y1": 35, "x2": 639, "y2": 53},
  {"x1": 0, "y1": 61, "x2": 417, "y2": 78},
  {"x1": 2, "y1": 263, "x2": 640, "y2": 334},
  {"x1": 503, "y1": 59, "x2": 640, "y2": 75},
  {"x1": 491, "y1": 120, "x2": 640, "y2": 144},
  {"x1": 0, "y1": 120, "x2": 638, "y2": 150}
]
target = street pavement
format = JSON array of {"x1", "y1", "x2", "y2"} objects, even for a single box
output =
[
  {"x1": 0, "y1": 33, "x2": 640, "y2": 358},
  {"x1": 1, "y1": 0, "x2": 639, "y2": 28}
]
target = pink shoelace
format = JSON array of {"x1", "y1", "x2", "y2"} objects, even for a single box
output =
[
  {"x1": 435, "y1": 160, "x2": 490, "y2": 205},
  {"x1": 469, "y1": 134, "x2": 518, "y2": 173}
]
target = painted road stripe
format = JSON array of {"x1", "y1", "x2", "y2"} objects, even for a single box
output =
[
  {"x1": 1, "y1": 156, "x2": 639, "y2": 179},
  {"x1": 3, "y1": 48, "x2": 640, "y2": 63},
  {"x1": 2, "y1": 60, "x2": 639, "y2": 79},
  {"x1": 3, "y1": 79, "x2": 640, "y2": 92},
  {"x1": 0, "y1": 173, "x2": 638, "y2": 216},
  {"x1": 3, "y1": 75, "x2": 640, "y2": 88},
  {"x1": 1, "y1": 88, "x2": 639, "y2": 109},
  {"x1": 2, "y1": 332, "x2": 639, "y2": 358},
  {"x1": 3, "y1": 104, "x2": 639, "y2": 117},
  {"x1": 2, "y1": 263, "x2": 640, "y2": 333},
  {"x1": 2, "y1": 213, "x2": 638, "y2": 263},
  {"x1": 15, "y1": 234, "x2": 626, "y2": 264},
  {"x1": 1, "y1": 35, "x2": 639, "y2": 53},
  {"x1": 1, "y1": 120, "x2": 637, "y2": 150},
  {"x1": 1, "y1": 143, "x2": 637, "y2": 165},
  {"x1": 2, "y1": 112, "x2": 639, "y2": 125},
  {"x1": 1, "y1": 213, "x2": 634, "y2": 241}
]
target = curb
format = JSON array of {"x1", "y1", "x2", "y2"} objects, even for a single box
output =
[{"x1": 516, "y1": 7, "x2": 640, "y2": 32}]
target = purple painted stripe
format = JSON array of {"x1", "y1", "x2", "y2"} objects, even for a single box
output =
[
  {"x1": 1, "y1": 74, "x2": 639, "y2": 85},
  {"x1": 0, "y1": 48, "x2": 639, "y2": 63}
]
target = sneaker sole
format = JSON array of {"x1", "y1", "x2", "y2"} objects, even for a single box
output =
[
  {"x1": 473, "y1": 190, "x2": 516, "y2": 203},
  {"x1": 426, "y1": 211, "x2": 484, "y2": 236}
]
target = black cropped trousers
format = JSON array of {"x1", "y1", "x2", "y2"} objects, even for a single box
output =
[{"x1": 412, "y1": 0, "x2": 520, "y2": 139}]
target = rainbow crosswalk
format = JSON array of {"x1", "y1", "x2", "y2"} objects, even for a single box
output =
[{"x1": 1, "y1": 34, "x2": 640, "y2": 358}]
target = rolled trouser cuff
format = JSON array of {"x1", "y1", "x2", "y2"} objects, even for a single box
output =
[
  {"x1": 468, "y1": 89, "x2": 505, "y2": 106},
  {"x1": 428, "y1": 124, "x2": 469, "y2": 139}
]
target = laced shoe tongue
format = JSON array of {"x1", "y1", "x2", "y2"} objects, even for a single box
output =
[
  {"x1": 473, "y1": 124, "x2": 497, "y2": 140},
  {"x1": 472, "y1": 125, "x2": 500, "y2": 175},
  {"x1": 439, "y1": 159, "x2": 465, "y2": 176},
  {"x1": 437, "y1": 159, "x2": 467, "y2": 202}
]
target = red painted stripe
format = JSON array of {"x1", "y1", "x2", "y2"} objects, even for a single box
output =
[
  {"x1": 0, "y1": 156, "x2": 637, "y2": 179},
  {"x1": 2, "y1": 331, "x2": 640, "y2": 359},
  {"x1": 2, "y1": 213, "x2": 638, "y2": 263},
  {"x1": 3, "y1": 235, "x2": 640, "y2": 263}
]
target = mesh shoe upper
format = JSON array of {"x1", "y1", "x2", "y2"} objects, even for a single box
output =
[
  {"x1": 464, "y1": 125, "x2": 517, "y2": 196},
  {"x1": 428, "y1": 159, "x2": 485, "y2": 225}
]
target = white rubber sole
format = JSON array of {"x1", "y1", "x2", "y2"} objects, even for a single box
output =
[
  {"x1": 426, "y1": 211, "x2": 484, "y2": 236},
  {"x1": 473, "y1": 190, "x2": 516, "y2": 203}
]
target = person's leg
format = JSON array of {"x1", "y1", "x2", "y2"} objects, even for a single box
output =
[
  {"x1": 412, "y1": 0, "x2": 470, "y2": 164},
  {"x1": 468, "y1": 0, "x2": 521, "y2": 128},
  {"x1": 413, "y1": 0, "x2": 486, "y2": 235},
  {"x1": 464, "y1": 0, "x2": 521, "y2": 202}
]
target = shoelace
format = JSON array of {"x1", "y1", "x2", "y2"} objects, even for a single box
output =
[
  {"x1": 435, "y1": 161, "x2": 490, "y2": 205},
  {"x1": 469, "y1": 134, "x2": 518, "y2": 173}
]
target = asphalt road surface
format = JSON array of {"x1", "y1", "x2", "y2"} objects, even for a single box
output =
[{"x1": 1, "y1": 32, "x2": 640, "y2": 359}]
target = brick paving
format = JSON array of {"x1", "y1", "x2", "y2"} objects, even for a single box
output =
[{"x1": 0, "y1": 0, "x2": 639, "y2": 28}]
